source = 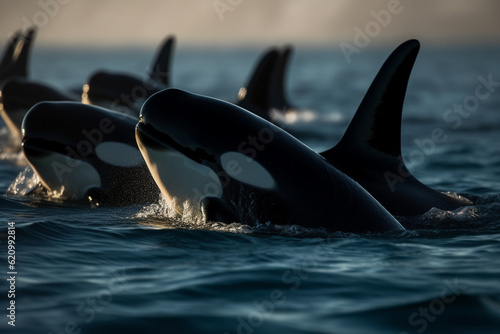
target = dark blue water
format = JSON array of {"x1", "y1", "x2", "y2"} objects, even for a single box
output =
[{"x1": 1, "y1": 45, "x2": 500, "y2": 334}]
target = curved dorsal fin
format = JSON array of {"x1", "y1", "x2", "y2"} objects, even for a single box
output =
[
  {"x1": 319, "y1": 40, "x2": 473, "y2": 216},
  {"x1": 236, "y1": 48, "x2": 280, "y2": 119},
  {"x1": 0, "y1": 31, "x2": 21, "y2": 78},
  {"x1": 148, "y1": 35, "x2": 175, "y2": 86},
  {"x1": 322, "y1": 39, "x2": 420, "y2": 161},
  {"x1": 269, "y1": 45, "x2": 293, "y2": 112},
  {"x1": 11, "y1": 27, "x2": 37, "y2": 79}
]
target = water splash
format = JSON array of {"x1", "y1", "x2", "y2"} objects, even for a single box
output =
[
  {"x1": 270, "y1": 108, "x2": 343, "y2": 125},
  {"x1": 46, "y1": 186, "x2": 67, "y2": 201},
  {"x1": 134, "y1": 195, "x2": 201, "y2": 222},
  {"x1": 132, "y1": 195, "x2": 253, "y2": 233},
  {"x1": 5, "y1": 167, "x2": 71, "y2": 205},
  {"x1": 396, "y1": 203, "x2": 499, "y2": 231},
  {"x1": 131, "y1": 194, "x2": 358, "y2": 237},
  {"x1": 443, "y1": 191, "x2": 474, "y2": 205},
  {"x1": 6, "y1": 166, "x2": 40, "y2": 196}
]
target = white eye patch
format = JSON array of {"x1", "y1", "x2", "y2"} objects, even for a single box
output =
[
  {"x1": 220, "y1": 152, "x2": 275, "y2": 189},
  {"x1": 95, "y1": 142, "x2": 143, "y2": 167}
]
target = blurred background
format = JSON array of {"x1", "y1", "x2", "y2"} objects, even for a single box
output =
[
  {"x1": 0, "y1": 0, "x2": 499, "y2": 48},
  {"x1": 1, "y1": 7, "x2": 500, "y2": 333}
]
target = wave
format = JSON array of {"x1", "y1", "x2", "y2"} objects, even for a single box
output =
[
  {"x1": 5, "y1": 162, "x2": 499, "y2": 238},
  {"x1": 324, "y1": 294, "x2": 500, "y2": 334},
  {"x1": 397, "y1": 193, "x2": 500, "y2": 233},
  {"x1": 131, "y1": 195, "x2": 362, "y2": 238}
]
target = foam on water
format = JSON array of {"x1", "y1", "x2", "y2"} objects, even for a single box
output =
[
  {"x1": 132, "y1": 194, "x2": 254, "y2": 234},
  {"x1": 397, "y1": 195, "x2": 500, "y2": 232},
  {"x1": 6, "y1": 166, "x2": 39, "y2": 196},
  {"x1": 132, "y1": 194, "x2": 369, "y2": 238},
  {"x1": 5, "y1": 166, "x2": 73, "y2": 205}
]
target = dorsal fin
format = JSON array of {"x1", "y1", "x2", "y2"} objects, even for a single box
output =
[
  {"x1": 319, "y1": 40, "x2": 474, "y2": 216},
  {"x1": 148, "y1": 35, "x2": 175, "y2": 86},
  {"x1": 322, "y1": 39, "x2": 420, "y2": 161},
  {"x1": 11, "y1": 27, "x2": 37, "y2": 78},
  {"x1": 0, "y1": 31, "x2": 21, "y2": 78},
  {"x1": 236, "y1": 48, "x2": 280, "y2": 119},
  {"x1": 269, "y1": 45, "x2": 293, "y2": 112}
]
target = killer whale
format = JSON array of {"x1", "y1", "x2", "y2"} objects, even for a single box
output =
[
  {"x1": 0, "y1": 32, "x2": 20, "y2": 81},
  {"x1": 0, "y1": 29, "x2": 80, "y2": 141},
  {"x1": 82, "y1": 35, "x2": 175, "y2": 116},
  {"x1": 237, "y1": 46, "x2": 331, "y2": 140},
  {"x1": 22, "y1": 102, "x2": 160, "y2": 205},
  {"x1": 320, "y1": 39, "x2": 472, "y2": 216},
  {"x1": 0, "y1": 27, "x2": 39, "y2": 148},
  {"x1": 236, "y1": 45, "x2": 296, "y2": 122},
  {"x1": 0, "y1": 27, "x2": 36, "y2": 81},
  {"x1": 136, "y1": 88, "x2": 404, "y2": 233},
  {"x1": 236, "y1": 47, "x2": 281, "y2": 120}
]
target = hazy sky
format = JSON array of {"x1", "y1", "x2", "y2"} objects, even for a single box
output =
[{"x1": 0, "y1": 0, "x2": 499, "y2": 48}]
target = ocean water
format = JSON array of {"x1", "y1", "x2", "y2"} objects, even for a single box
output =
[{"x1": 1, "y1": 44, "x2": 500, "y2": 334}]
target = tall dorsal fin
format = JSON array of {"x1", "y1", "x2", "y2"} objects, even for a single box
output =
[
  {"x1": 148, "y1": 35, "x2": 175, "y2": 86},
  {"x1": 0, "y1": 31, "x2": 21, "y2": 77},
  {"x1": 236, "y1": 48, "x2": 280, "y2": 119},
  {"x1": 269, "y1": 45, "x2": 293, "y2": 112},
  {"x1": 11, "y1": 27, "x2": 37, "y2": 78},
  {"x1": 322, "y1": 39, "x2": 420, "y2": 162}
]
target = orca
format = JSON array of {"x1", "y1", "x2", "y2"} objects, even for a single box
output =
[
  {"x1": 82, "y1": 35, "x2": 175, "y2": 117},
  {"x1": 136, "y1": 88, "x2": 404, "y2": 233},
  {"x1": 236, "y1": 47, "x2": 280, "y2": 120},
  {"x1": 236, "y1": 46, "x2": 331, "y2": 140},
  {"x1": 0, "y1": 27, "x2": 36, "y2": 82},
  {"x1": 0, "y1": 27, "x2": 38, "y2": 148},
  {"x1": 22, "y1": 102, "x2": 160, "y2": 206},
  {"x1": 0, "y1": 31, "x2": 21, "y2": 81},
  {"x1": 0, "y1": 77, "x2": 78, "y2": 140},
  {"x1": 320, "y1": 39, "x2": 472, "y2": 216},
  {"x1": 0, "y1": 28, "x2": 81, "y2": 143},
  {"x1": 236, "y1": 46, "x2": 295, "y2": 122}
]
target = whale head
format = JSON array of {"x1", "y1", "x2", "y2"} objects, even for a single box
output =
[
  {"x1": 22, "y1": 102, "x2": 159, "y2": 205},
  {"x1": 136, "y1": 89, "x2": 279, "y2": 217}
]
